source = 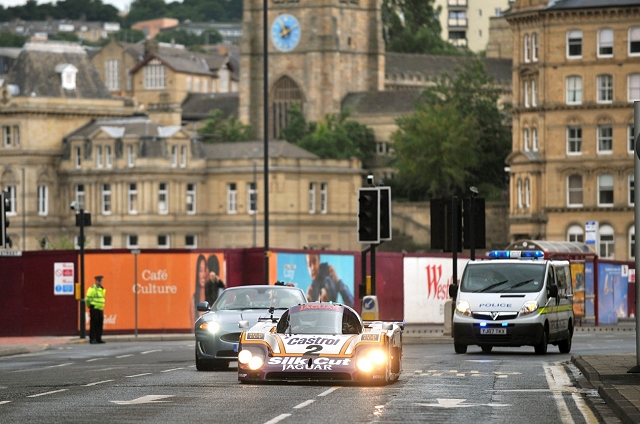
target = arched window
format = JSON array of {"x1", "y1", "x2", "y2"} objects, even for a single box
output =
[
  {"x1": 567, "y1": 224, "x2": 584, "y2": 243},
  {"x1": 270, "y1": 76, "x2": 304, "y2": 139},
  {"x1": 517, "y1": 179, "x2": 523, "y2": 208},
  {"x1": 523, "y1": 128, "x2": 530, "y2": 151},
  {"x1": 599, "y1": 224, "x2": 615, "y2": 258},
  {"x1": 524, "y1": 178, "x2": 531, "y2": 208}
]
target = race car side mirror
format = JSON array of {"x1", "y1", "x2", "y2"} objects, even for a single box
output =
[{"x1": 238, "y1": 320, "x2": 249, "y2": 328}]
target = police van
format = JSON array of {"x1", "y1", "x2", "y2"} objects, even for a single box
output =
[{"x1": 449, "y1": 250, "x2": 574, "y2": 355}]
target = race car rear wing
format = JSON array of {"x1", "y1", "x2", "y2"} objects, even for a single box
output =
[{"x1": 363, "y1": 321, "x2": 405, "y2": 331}]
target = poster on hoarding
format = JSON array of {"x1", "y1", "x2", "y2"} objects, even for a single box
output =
[
  {"x1": 274, "y1": 252, "x2": 355, "y2": 308},
  {"x1": 570, "y1": 262, "x2": 585, "y2": 317},
  {"x1": 597, "y1": 263, "x2": 628, "y2": 324},
  {"x1": 403, "y1": 257, "x2": 470, "y2": 324}
]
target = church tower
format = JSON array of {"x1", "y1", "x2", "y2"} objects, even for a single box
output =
[{"x1": 239, "y1": 0, "x2": 385, "y2": 139}]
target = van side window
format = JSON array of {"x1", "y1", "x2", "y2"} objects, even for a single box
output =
[
  {"x1": 547, "y1": 267, "x2": 556, "y2": 286},
  {"x1": 555, "y1": 267, "x2": 567, "y2": 295}
]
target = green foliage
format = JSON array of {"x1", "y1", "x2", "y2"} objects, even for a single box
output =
[
  {"x1": 126, "y1": 0, "x2": 243, "y2": 27},
  {"x1": 391, "y1": 58, "x2": 512, "y2": 201},
  {"x1": 43, "y1": 237, "x2": 84, "y2": 250},
  {"x1": 111, "y1": 29, "x2": 146, "y2": 44},
  {"x1": 198, "y1": 109, "x2": 253, "y2": 142},
  {"x1": 382, "y1": 0, "x2": 463, "y2": 55},
  {"x1": 281, "y1": 107, "x2": 375, "y2": 163},
  {"x1": 0, "y1": 32, "x2": 27, "y2": 48},
  {"x1": 49, "y1": 32, "x2": 80, "y2": 42},
  {"x1": 156, "y1": 29, "x2": 222, "y2": 47},
  {"x1": 0, "y1": 0, "x2": 119, "y2": 22}
]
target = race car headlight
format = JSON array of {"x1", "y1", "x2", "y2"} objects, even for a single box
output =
[
  {"x1": 356, "y1": 349, "x2": 387, "y2": 372},
  {"x1": 356, "y1": 357, "x2": 373, "y2": 373},
  {"x1": 369, "y1": 349, "x2": 386, "y2": 365},
  {"x1": 198, "y1": 321, "x2": 220, "y2": 334},
  {"x1": 519, "y1": 300, "x2": 539, "y2": 316},
  {"x1": 455, "y1": 300, "x2": 471, "y2": 316},
  {"x1": 238, "y1": 347, "x2": 266, "y2": 370}
]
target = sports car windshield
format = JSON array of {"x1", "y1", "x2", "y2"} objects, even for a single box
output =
[
  {"x1": 213, "y1": 287, "x2": 306, "y2": 311},
  {"x1": 276, "y1": 304, "x2": 363, "y2": 335},
  {"x1": 460, "y1": 263, "x2": 546, "y2": 293}
]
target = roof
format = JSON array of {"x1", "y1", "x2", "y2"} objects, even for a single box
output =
[
  {"x1": 385, "y1": 53, "x2": 512, "y2": 86},
  {"x1": 181, "y1": 92, "x2": 239, "y2": 121},
  {"x1": 202, "y1": 140, "x2": 318, "y2": 160},
  {"x1": 546, "y1": 0, "x2": 640, "y2": 9},
  {"x1": 6, "y1": 41, "x2": 111, "y2": 99},
  {"x1": 65, "y1": 116, "x2": 183, "y2": 140},
  {"x1": 506, "y1": 240, "x2": 595, "y2": 254},
  {"x1": 341, "y1": 90, "x2": 426, "y2": 115}
]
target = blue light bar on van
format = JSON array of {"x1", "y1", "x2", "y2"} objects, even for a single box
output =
[{"x1": 488, "y1": 250, "x2": 544, "y2": 259}]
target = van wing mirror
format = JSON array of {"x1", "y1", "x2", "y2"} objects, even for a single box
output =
[
  {"x1": 548, "y1": 285, "x2": 558, "y2": 298},
  {"x1": 448, "y1": 284, "x2": 458, "y2": 299}
]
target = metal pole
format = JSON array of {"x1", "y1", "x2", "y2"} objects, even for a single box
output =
[
  {"x1": 371, "y1": 244, "x2": 376, "y2": 296},
  {"x1": 452, "y1": 196, "x2": 458, "y2": 286},
  {"x1": 21, "y1": 168, "x2": 25, "y2": 250},
  {"x1": 253, "y1": 160, "x2": 257, "y2": 248},
  {"x1": 134, "y1": 251, "x2": 138, "y2": 338},
  {"x1": 79, "y1": 208, "x2": 86, "y2": 339},
  {"x1": 263, "y1": 0, "x2": 270, "y2": 285},
  {"x1": 629, "y1": 101, "x2": 640, "y2": 372},
  {"x1": 469, "y1": 192, "x2": 476, "y2": 261}
]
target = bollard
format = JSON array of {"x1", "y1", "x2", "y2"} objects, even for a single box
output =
[{"x1": 444, "y1": 299, "x2": 453, "y2": 336}]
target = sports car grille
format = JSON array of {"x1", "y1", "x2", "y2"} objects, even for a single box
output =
[
  {"x1": 221, "y1": 333, "x2": 241, "y2": 343},
  {"x1": 265, "y1": 372, "x2": 352, "y2": 381}
]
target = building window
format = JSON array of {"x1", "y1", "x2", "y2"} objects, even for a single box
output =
[
  {"x1": 523, "y1": 128, "x2": 530, "y2": 151},
  {"x1": 37, "y1": 185, "x2": 48, "y2": 216},
  {"x1": 516, "y1": 179, "x2": 523, "y2": 208},
  {"x1": 75, "y1": 184, "x2": 85, "y2": 209},
  {"x1": 524, "y1": 80, "x2": 529, "y2": 107},
  {"x1": 180, "y1": 145, "x2": 187, "y2": 168},
  {"x1": 194, "y1": 77, "x2": 200, "y2": 93},
  {"x1": 630, "y1": 174, "x2": 635, "y2": 206},
  {"x1": 158, "y1": 182, "x2": 168, "y2": 215},
  {"x1": 2, "y1": 125, "x2": 17, "y2": 147},
  {"x1": 532, "y1": 33, "x2": 538, "y2": 61},
  {"x1": 125, "y1": 68, "x2": 132, "y2": 91},
  {"x1": 630, "y1": 227, "x2": 635, "y2": 260},
  {"x1": 100, "y1": 235, "x2": 112, "y2": 249},
  {"x1": 126, "y1": 234, "x2": 139, "y2": 249},
  {"x1": 532, "y1": 128, "x2": 539, "y2": 152},
  {"x1": 597, "y1": 74, "x2": 613, "y2": 103},
  {"x1": 566, "y1": 76, "x2": 582, "y2": 104},
  {"x1": 105, "y1": 59, "x2": 120, "y2": 91},
  {"x1": 75, "y1": 146, "x2": 82, "y2": 168},
  {"x1": 599, "y1": 225, "x2": 615, "y2": 259},
  {"x1": 567, "y1": 30, "x2": 582, "y2": 58},
  {"x1": 629, "y1": 27, "x2": 640, "y2": 56},
  {"x1": 101, "y1": 183, "x2": 111, "y2": 215},
  {"x1": 157, "y1": 234, "x2": 170, "y2": 249},
  {"x1": 144, "y1": 61, "x2": 166, "y2": 89},
  {"x1": 531, "y1": 79, "x2": 537, "y2": 106},
  {"x1": 320, "y1": 183, "x2": 328, "y2": 214},
  {"x1": 185, "y1": 234, "x2": 197, "y2": 248},
  {"x1": 628, "y1": 74, "x2": 640, "y2": 101},
  {"x1": 127, "y1": 144, "x2": 134, "y2": 167},
  {"x1": 96, "y1": 146, "x2": 103, "y2": 168},
  {"x1": 597, "y1": 29, "x2": 614, "y2": 57},
  {"x1": 567, "y1": 126, "x2": 582, "y2": 154},
  {"x1": 524, "y1": 34, "x2": 530, "y2": 63},
  {"x1": 227, "y1": 182, "x2": 237, "y2": 214},
  {"x1": 448, "y1": 10, "x2": 467, "y2": 27},
  {"x1": 524, "y1": 178, "x2": 531, "y2": 208},
  {"x1": 598, "y1": 174, "x2": 614, "y2": 206},
  {"x1": 128, "y1": 182, "x2": 138, "y2": 214},
  {"x1": 171, "y1": 145, "x2": 178, "y2": 168},
  {"x1": 629, "y1": 124, "x2": 635, "y2": 153},
  {"x1": 247, "y1": 182, "x2": 257, "y2": 214},
  {"x1": 105, "y1": 145, "x2": 112, "y2": 168},
  {"x1": 567, "y1": 174, "x2": 583, "y2": 206},
  {"x1": 309, "y1": 182, "x2": 316, "y2": 214},
  {"x1": 186, "y1": 183, "x2": 196, "y2": 214},
  {"x1": 567, "y1": 225, "x2": 584, "y2": 243},
  {"x1": 597, "y1": 125, "x2": 613, "y2": 153},
  {"x1": 3, "y1": 126, "x2": 11, "y2": 147}
]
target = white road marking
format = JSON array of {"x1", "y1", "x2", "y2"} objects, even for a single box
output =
[
  {"x1": 543, "y1": 363, "x2": 574, "y2": 423},
  {"x1": 116, "y1": 354, "x2": 133, "y2": 358},
  {"x1": 86, "y1": 358, "x2": 104, "y2": 362},
  {"x1": 27, "y1": 389, "x2": 68, "y2": 398},
  {"x1": 95, "y1": 367, "x2": 119, "y2": 372},
  {"x1": 141, "y1": 350, "x2": 162, "y2": 355},
  {"x1": 160, "y1": 368, "x2": 183, "y2": 373},
  {"x1": 263, "y1": 414, "x2": 291, "y2": 424},
  {"x1": 318, "y1": 387, "x2": 340, "y2": 397},
  {"x1": 83, "y1": 380, "x2": 113, "y2": 386},
  {"x1": 294, "y1": 399, "x2": 314, "y2": 409},
  {"x1": 125, "y1": 373, "x2": 152, "y2": 378},
  {"x1": 44, "y1": 363, "x2": 73, "y2": 368},
  {"x1": 416, "y1": 398, "x2": 510, "y2": 408},
  {"x1": 0, "y1": 401, "x2": 11, "y2": 405},
  {"x1": 111, "y1": 395, "x2": 174, "y2": 405}
]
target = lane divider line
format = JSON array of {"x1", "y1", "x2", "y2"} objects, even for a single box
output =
[{"x1": 27, "y1": 389, "x2": 68, "y2": 398}]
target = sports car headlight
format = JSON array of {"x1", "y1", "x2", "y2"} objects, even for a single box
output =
[
  {"x1": 198, "y1": 321, "x2": 220, "y2": 334},
  {"x1": 519, "y1": 300, "x2": 539, "y2": 316},
  {"x1": 238, "y1": 347, "x2": 266, "y2": 370},
  {"x1": 356, "y1": 349, "x2": 387, "y2": 372},
  {"x1": 455, "y1": 300, "x2": 471, "y2": 316}
]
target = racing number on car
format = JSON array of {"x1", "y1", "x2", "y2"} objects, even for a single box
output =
[{"x1": 305, "y1": 345, "x2": 323, "y2": 355}]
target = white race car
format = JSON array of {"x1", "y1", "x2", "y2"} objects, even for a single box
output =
[{"x1": 237, "y1": 302, "x2": 403, "y2": 385}]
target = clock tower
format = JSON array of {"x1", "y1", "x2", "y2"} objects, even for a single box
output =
[{"x1": 239, "y1": 0, "x2": 385, "y2": 139}]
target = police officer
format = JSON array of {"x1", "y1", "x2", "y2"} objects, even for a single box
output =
[{"x1": 86, "y1": 275, "x2": 106, "y2": 344}]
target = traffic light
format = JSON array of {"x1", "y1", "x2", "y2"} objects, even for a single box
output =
[
  {"x1": 0, "y1": 192, "x2": 9, "y2": 249},
  {"x1": 358, "y1": 187, "x2": 379, "y2": 243},
  {"x1": 379, "y1": 187, "x2": 392, "y2": 241},
  {"x1": 463, "y1": 197, "x2": 486, "y2": 249},
  {"x1": 430, "y1": 197, "x2": 462, "y2": 252}
]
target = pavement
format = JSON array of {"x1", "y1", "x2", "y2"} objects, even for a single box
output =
[{"x1": 2, "y1": 323, "x2": 640, "y2": 423}]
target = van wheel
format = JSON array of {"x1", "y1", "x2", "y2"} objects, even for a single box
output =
[
  {"x1": 558, "y1": 327, "x2": 573, "y2": 354},
  {"x1": 454, "y1": 343, "x2": 467, "y2": 354},
  {"x1": 534, "y1": 329, "x2": 548, "y2": 355},
  {"x1": 481, "y1": 345, "x2": 493, "y2": 353}
]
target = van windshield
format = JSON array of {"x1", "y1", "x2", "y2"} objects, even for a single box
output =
[{"x1": 461, "y1": 263, "x2": 546, "y2": 293}]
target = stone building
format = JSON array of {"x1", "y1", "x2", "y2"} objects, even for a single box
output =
[{"x1": 506, "y1": 0, "x2": 640, "y2": 259}]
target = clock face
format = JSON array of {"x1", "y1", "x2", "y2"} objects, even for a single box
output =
[{"x1": 271, "y1": 14, "x2": 301, "y2": 52}]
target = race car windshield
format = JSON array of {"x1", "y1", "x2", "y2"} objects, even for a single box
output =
[
  {"x1": 213, "y1": 287, "x2": 306, "y2": 311},
  {"x1": 277, "y1": 306, "x2": 362, "y2": 335},
  {"x1": 460, "y1": 263, "x2": 546, "y2": 294}
]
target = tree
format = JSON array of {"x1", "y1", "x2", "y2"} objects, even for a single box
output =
[
  {"x1": 0, "y1": 32, "x2": 27, "y2": 48},
  {"x1": 198, "y1": 109, "x2": 253, "y2": 142},
  {"x1": 382, "y1": 0, "x2": 462, "y2": 55}
]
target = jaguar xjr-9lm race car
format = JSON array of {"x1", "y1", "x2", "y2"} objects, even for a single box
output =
[{"x1": 237, "y1": 303, "x2": 403, "y2": 385}]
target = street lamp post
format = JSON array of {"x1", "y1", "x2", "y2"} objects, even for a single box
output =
[{"x1": 78, "y1": 207, "x2": 86, "y2": 339}]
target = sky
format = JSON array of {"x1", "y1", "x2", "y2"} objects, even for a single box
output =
[{"x1": 0, "y1": 0, "x2": 138, "y2": 12}]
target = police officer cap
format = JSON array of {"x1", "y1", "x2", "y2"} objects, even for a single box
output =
[{"x1": 95, "y1": 275, "x2": 103, "y2": 281}]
